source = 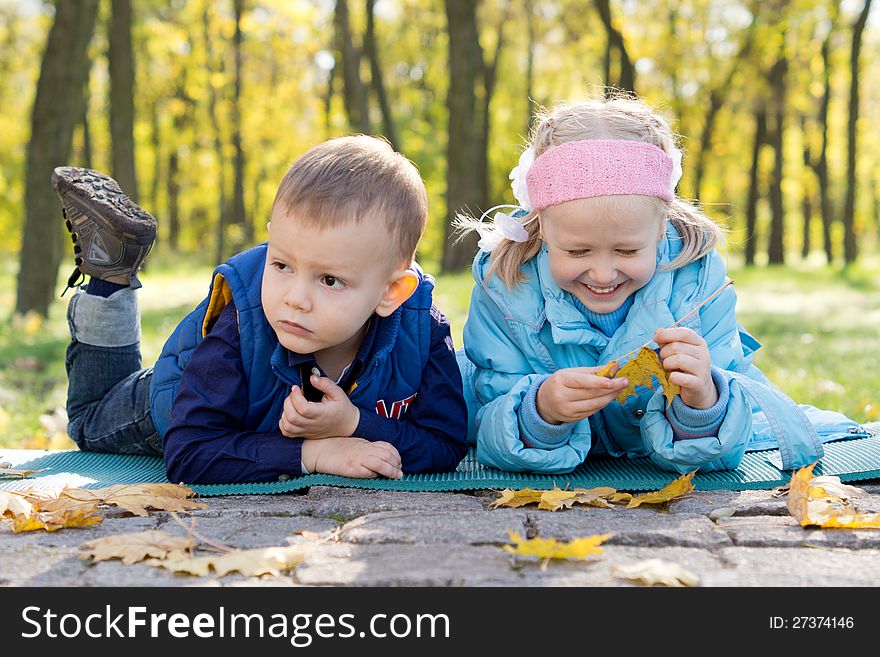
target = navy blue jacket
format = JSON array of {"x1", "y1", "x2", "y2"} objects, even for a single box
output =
[{"x1": 151, "y1": 244, "x2": 468, "y2": 484}]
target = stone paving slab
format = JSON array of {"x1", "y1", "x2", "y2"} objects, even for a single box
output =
[{"x1": 2, "y1": 484, "x2": 880, "y2": 587}]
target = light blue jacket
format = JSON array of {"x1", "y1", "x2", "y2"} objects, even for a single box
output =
[{"x1": 460, "y1": 224, "x2": 865, "y2": 474}]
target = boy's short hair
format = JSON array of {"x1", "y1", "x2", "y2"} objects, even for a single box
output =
[{"x1": 271, "y1": 135, "x2": 428, "y2": 267}]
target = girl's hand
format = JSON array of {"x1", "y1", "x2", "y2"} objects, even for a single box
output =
[
  {"x1": 535, "y1": 367, "x2": 629, "y2": 425},
  {"x1": 654, "y1": 327, "x2": 718, "y2": 409},
  {"x1": 279, "y1": 374, "x2": 360, "y2": 439}
]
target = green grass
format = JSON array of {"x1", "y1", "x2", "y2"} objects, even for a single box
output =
[{"x1": 1, "y1": 258, "x2": 877, "y2": 449}]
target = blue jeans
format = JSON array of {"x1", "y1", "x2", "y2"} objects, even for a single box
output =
[{"x1": 65, "y1": 288, "x2": 162, "y2": 455}]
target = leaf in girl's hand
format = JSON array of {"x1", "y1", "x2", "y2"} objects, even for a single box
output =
[
  {"x1": 595, "y1": 360, "x2": 619, "y2": 378},
  {"x1": 613, "y1": 347, "x2": 680, "y2": 405},
  {"x1": 626, "y1": 470, "x2": 696, "y2": 508},
  {"x1": 786, "y1": 464, "x2": 880, "y2": 528}
]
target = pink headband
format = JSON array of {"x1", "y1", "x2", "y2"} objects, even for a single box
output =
[{"x1": 525, "y1": 139, "x2": 675, "y2": 211}]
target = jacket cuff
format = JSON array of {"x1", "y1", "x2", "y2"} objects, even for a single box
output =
[
  {"x1": 666, "y1": 367, "x2": 729, "y2": 439},
  {"x1": 517, "y1": 376, "x2": 574, "y2": 449}
]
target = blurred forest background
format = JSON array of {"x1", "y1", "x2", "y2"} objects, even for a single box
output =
[{"x1": 0, "y1": 0, "x2": 878, "y2": 449}]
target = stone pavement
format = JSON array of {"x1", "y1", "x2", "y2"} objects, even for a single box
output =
[{"x1": 3, "y1": 480, "x2": 880, "y2": 587}]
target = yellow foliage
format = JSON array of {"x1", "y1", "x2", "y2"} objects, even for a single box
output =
[
  {"x1": 492, "y1": 486, "x2": 624, "y2": 511},
  {"x1": 787, "y1": 464, "x2": 880, "y2": 529},
  {"x1": 627, "y1": 470, "x2": 696, "y2": 508}
]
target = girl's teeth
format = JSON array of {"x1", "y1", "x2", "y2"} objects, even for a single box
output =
[{"x1": 588, "y1": 285, "x2": 616, "y2": 293}]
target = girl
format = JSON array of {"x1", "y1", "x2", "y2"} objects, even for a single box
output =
[{"x1": 458, "y1": 95, "x2": 864, "y2": 474}]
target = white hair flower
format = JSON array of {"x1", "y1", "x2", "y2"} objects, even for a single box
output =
[
  {"x1": 508, "y1": 146, "x2": 535, "y2": 212},
  {"x1": 665, "y1": 136, "x2": 683, "y2": 194},
  {"x1": 474, "y1": 206, "x2": 533, "y2": 253}
]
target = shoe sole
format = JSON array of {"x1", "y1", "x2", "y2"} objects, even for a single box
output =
[{"x1": 51, "y1": 167, "x2": 157, "y2": 241}]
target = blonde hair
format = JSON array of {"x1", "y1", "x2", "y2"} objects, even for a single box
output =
[
  {"x1": 272, "y1": 135, "x2": 428, "y2": 267},
  {"x1": 465, "y1": 94, "x2": 722, "y2": 287}
]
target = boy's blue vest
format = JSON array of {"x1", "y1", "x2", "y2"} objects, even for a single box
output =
[{"x1": 149, "y1": 244, "x2": 434, "y2": 438}]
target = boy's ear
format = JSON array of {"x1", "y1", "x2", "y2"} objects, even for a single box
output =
[{"x1": 375, "y1": 269, "x2": 419, "y2": 317}]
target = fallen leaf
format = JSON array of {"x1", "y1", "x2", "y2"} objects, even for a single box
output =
[
  {"x1": 0, "y1": 465, "x2": 48, "y2": 479},
  {"x1": 537, "y1": 488, "x2": 581, "y2": 511},
  {"x1": 68, "y1": 483, "x2": 207, "y2": 516},
  {"x1": 612, "y1": 559, "x2": 700, "y2": 587},
  {"x1": 492, "y1": 486, "x2": 625, "y2": 511},
  {"x1": 155, "y1": 546, "x2": 304, "y2": 577},
  {"x1": 0, "y1": 492, "x2": 36, "y2": 518},
  {"x1": 787, "y1": 464, "x2": 880, "y2": 529},
  {"x1": 490, "y1": 488, "x2": 546, "y2": 509},
  {"x1": 10, "y1": 506, "x2": 103, "y2": 532},
  {"x1": 613, "y1": 347, "x2": 680, "y2": 406},
  {"x1": 81, "y1": 530, "x2": 195, "y2": 564},
  {"x1": 627, "y1": 470, "x2": 696, "y2": 508},
  {"x1": 503, "y1": 531, "x2": 611, "y2": 566},
  {"x1": 608, "y1": 492, "x2": 634, "y2": 505}
]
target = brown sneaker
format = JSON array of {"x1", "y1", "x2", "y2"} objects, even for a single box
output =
[{"x1": 52, "y1": 166, "x2": 157, "y2": 291}]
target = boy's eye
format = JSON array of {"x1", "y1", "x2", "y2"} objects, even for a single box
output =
[
  {"x1": 272, "y1": 261, "x2": 290, "y2": 272},
  {"x1": 321, "y1": 275, "x2": 344, "y2": 288},
  {"x1": 616, "y1": 249, "x2": 638, "y2": 256}
]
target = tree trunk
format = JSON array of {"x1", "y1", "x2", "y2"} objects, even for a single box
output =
[
  {"x1": 525, "y1": 0, "x2": 535, "y2": 137},
  {"x1": 16, "y1": 0, "x2": 99, "y2": 317},
  {"x1": 364, "y1": 0, "x2": 398, "y2": 150},
  {"x1": 441, "y1": 0, "x2": 482, "y2": 272},
  {"x1": 767, "y1": 55, "x2": 787, "y2": 265},
  {"x1": 800, "y1": 116, "x2": 812, "y2": 259},
  {"x1": 335, "y1": 0, "x2": 370, "y2": 133},
  {"x1": 745, "y1": 108, "x2": 767, "y2": 266},
  {"x1": 480, "y1": 6, "x2": 510, "y2": 205},
  {"x1": 229, "y1": 0, "x2": 248, "y2": 248},
  {"x1": 108, "y1": 0, "x2": 138, "y2": 201},
  {"x1": 692, "y1": 19, "x2": 756, "y2": 200},
  {"x1": 79, "y1": 96, "x2": 93, "y2": 169},
  {"x1": 812, "y1": 25, "x2": 835, "y2": 264},
  {"x1": 203, "y1": 5, "x2": 228, "y2": 264},
  {"x1": 593, "y1": 0, "x2": 635, "y2": 93},
  {"x1": 167, "y1": 149, "x2": 180, "y2": 251},
  {"x1": 843, "y1": 0, "x2": 873, "y2": 263}
]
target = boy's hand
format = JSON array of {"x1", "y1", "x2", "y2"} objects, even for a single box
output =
[
  {"x1": 279, "y1": 374, "x2": 360, "y2": 439},
  {"x1": 654, "y1": 327, "x2": 718, "y2": 409},
  {"x1": 301, "y1": 437, "x2": 403, "y2": 479},
  {"x1": 536, "y1": 367, "x2": 629, "y2": 425}
]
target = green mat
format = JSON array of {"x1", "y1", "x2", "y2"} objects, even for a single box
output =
[{"x1": 2, "y1": 426, "x2": 880, "y2": 495}]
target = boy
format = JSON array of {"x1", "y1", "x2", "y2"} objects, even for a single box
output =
[{"x1": 57, "y1": 135, "x2": 469, "y2": 484}]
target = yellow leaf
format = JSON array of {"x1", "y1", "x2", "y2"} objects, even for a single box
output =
[
  {"x1": 490, "y1": 488, "x2": 545, "y2": 509},
  {"x1": 11, "y1": 507, "x2": 103, "y2": 532},
  {"x1": 609, "y1": 492, "x2": 634, "y2": 505},
  {"x1": 81, "y1": 530, "x2": 195, "y2": 565},
  {"x1": 155, "y1": 546, "x2": 304, "y2": 577},
  {"x1": 595, "y1": 360, "x2": 619, "y2": 378},
  {"x1": 68, "y1": 483, "x2": 207, "y2": 516},
  {"x1": 612, "y1": 559, "x2": 700, "y2": 587},
  {"x1": 787, "y1": 464, "x2": 880, "y2": 529},
  {"x1": 613, "y1": 347, "x2": 680, "y2": 406},
  {"x1": 538, "y1": 488, "x2": 580, "y2": 511},
  {"x1": 627, "y1": 470, "x2": 696, "y2": 508},
  {"x1": 502, "y1": 531, "x2": 611, "y2": 562}
]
